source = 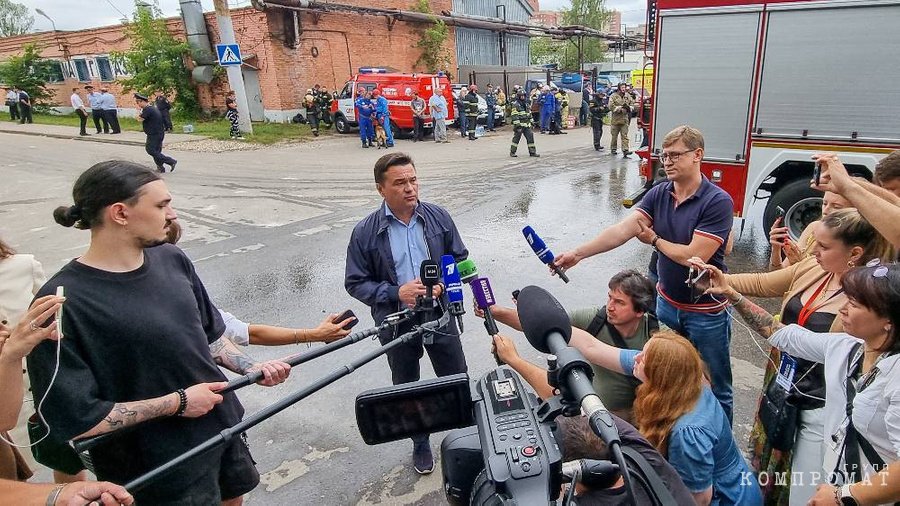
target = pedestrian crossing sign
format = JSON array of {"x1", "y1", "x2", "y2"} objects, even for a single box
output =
[{"x1": 216, "y1": 44, "x2": 242, "y2": 66}]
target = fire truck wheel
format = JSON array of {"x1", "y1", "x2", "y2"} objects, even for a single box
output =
[
  {"x1": 334, "y1": 114, "x2": 351, "y2": 134},
  {"x1": 764, "y1": 178, "x2": 823, "y2": 242}
]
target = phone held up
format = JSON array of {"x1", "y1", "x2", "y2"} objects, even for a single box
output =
[{"x1": 335, "y1": 309, "x2": 358, "y2": 331}]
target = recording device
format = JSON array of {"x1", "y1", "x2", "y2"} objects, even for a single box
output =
[
  {"x1": 686, "y1": 266, "x2": 710, "y2": 301},
  {"x1": 813, "y1": 162, "x2": 822, "y2": 186},
  {"x1": 335, "y1": 309, "x2": 358, "y2": 331},
  {"x1": 419, "y1": 259, "x2": 440, "y2": 308},
  {"x1": 511, "y1": 289, "x2": 520, "y2": 302},
  {"x1": 55, "y1": 286, "x2": 64, "y2": 338},
  {"x1": 356, "y1": 368, "x2": 564, "y2": 505},
  {"x1": 522, "y1": 226, "x2": 570, "y2": 283},
  {"x1": 441, "y1": 255, "x2": 466, "y2": 333},
  {"x1": 775, "y1": 205, "x2": 785, "y2": 220}
]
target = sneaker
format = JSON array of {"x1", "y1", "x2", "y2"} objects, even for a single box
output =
[
  {"x1": 529, "y1": 153, "x2": 540, "y2": 157},
  {"x1": 412, "y1": 439, "x2": 434, "y2": 474},
  {"x1": 510, "y1": 152, "x2": 518, "y2": 157}
]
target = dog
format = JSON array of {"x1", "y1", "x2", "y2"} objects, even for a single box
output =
[{"x1": 374, "y1": 123, "x2": 388, "y2": 149}]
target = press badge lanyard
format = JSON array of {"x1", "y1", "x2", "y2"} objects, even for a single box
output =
[{"x1": 797, "y1": 273, "x2": 843, "y2": 327}]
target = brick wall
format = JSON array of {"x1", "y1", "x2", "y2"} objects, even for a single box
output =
[{"x1": 0, "y1": 0, "x2": 457, "y2": 121}]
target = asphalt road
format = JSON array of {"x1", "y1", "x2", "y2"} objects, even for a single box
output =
[{"x1": 1, "y1": 123, "x2": 777, "y2": 504}]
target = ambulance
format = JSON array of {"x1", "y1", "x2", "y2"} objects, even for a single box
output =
[{"x1": 332, "y1": 69, "x2": 455, "y2": 137}]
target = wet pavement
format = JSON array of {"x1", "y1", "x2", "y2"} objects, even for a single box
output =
[{"x1": 1, "y1": 124, "x2": 779, "y2": 504}]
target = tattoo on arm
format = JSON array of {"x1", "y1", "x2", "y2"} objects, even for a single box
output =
[
  {"x1": 732, "y1": 296, "x2": 785, "y2": 338},
  {"x1": 209, "y1": 338, "x2": 256, "y2": 374},
  {"x1": 96, "y1": 397, "x2": 175, "y2": 434}
]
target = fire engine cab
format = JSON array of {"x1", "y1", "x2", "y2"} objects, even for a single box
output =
[
  {"x1": 332, "y1": 68, "x2": 455, "y2": 138},
  {"x1": 634, "y1": 0, "x2": 900, "y2": 238}
]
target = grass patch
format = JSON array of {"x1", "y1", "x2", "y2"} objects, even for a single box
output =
[{"x1": 26, "y1": 113, "x2": 321, "y2": 144}]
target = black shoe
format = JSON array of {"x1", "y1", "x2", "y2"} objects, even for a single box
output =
[
  {"x1": 156, "y1": 166, "x2": 166, "y2": 173},
  {"x1": 530, "y1": 153, "x2": 540, "y2": 157},
  {"x1": 609, "y1": 150, "x2": 617, "y2": 155},
  {"x1": 169, "y1": 160, "x2": 177, "y2": 172},
  {"x1": 80, "y1": 133, "x2": 89, "y2": 136},
  {"x1": 413, "y1": 439, "x2": 434, "y2": 475},
  {"x1": 510, "y1": 152, "x2": 518, "y2": 157},
  {"x1": 362, "y1": 144, "x2": 369, "y2": 148},
  {"x1": 623, "y1": 151, "x2": 632, "y2": 157}
]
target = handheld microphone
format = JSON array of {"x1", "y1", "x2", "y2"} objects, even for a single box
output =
[
  {"x1": 457, "y1": 259, "x2": 502, "y2": 365},
  {"x1": 517, "y1": 285, "x2": 620, "y2": 446},
  {"x1": 441, "y1": 255, "x2": 465, "y2": 333},
  {"x1": 522, "y1": 226, "x2": 569, "y2": 283},
  {"x1": 456, "y1": 258, "x2": 478, "y2": 285},
  {"x1": 419, "y1": 259, "x2": 440, "y2": 308}
]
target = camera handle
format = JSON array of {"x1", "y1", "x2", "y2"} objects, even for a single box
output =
[{"x1": 121, "y1": 312, "x2": 450, "y2": 494}]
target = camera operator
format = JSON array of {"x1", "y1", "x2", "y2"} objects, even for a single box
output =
[
  {"x1": 493, "y1": 330, "x2": 762, "y2": 505},
  {"x1": 554, "y1": 125, "x2": 736, "y2": 424},
  {"x1": 27, "y1": 161, "x2": 291, "y2": 505},
  {"x1": 345, "y1": 152, "x2": 469, "y2": 474},
  {"x1": 477, "y1": 270, "x2": 657, "y2": 423}
]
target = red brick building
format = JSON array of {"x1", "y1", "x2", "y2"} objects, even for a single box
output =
[{"x1": 0, "y1": 0, "x2": 456, "y2": 121}]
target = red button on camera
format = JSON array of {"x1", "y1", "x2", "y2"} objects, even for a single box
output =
[{"x1": 521, "y1": 446, "x2": 536, "y2": 457}]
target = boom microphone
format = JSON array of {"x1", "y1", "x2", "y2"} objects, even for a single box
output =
[
  {"x1": 522, "y1": 226, "x2": 569, "y2": 283},
  {"x1": 441, "y1": 255, "x2": 465, "y2": 333}
]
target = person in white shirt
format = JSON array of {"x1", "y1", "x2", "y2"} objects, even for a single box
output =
[
  {"x1": 70, "y1": 88, "x2": 88, "y2": 136},
  {"x1": 4, "y1": 88, "x2": 19, "y2": 121},
  {"x1": 694, "y1": 258, "x2": 900, "y2": 506}
]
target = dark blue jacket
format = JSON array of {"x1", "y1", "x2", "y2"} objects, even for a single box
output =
[{"x1": 345, "y1": 201, "x2": 468, "y2": 334}]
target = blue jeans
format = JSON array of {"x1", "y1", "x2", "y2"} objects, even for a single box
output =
[
  {"x1": 487, "y1": 107, "x2": 495, "y2": 130},
  {"x1": 656, "y1": 295, "x2": 734, "y2": 425},
  {"x1": 458, "y1": 109, "x2": 467, "y2": 135}
]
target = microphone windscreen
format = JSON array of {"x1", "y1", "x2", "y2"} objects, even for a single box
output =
[
  {"x1": 471, "y1": 277, "x2": 496, "y2": 309},
  {"x1": 517, "y1": 285, "x2": 572, "y2": 353},
  {"x1": 456, "y1": 258, "x2": 478, "y2": 283}
]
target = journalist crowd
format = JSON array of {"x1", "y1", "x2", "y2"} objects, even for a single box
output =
[{"x1": 3, "y1": 122, "x2": 900, "y2": 506}]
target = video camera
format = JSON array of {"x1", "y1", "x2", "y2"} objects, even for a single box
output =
[{"x1": 357, "y1": 368, "x2": 563, "y2": 505}]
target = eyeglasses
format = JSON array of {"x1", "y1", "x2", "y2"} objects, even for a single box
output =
[
  {"x1": 866, "y1": 258, "x2": 889, "y2": 278},
  {"x1": 659, "y1": 149, "x2": 694, "y2": 163}
]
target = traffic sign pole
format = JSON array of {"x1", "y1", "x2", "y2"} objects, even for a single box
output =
[{"x1": 214, "y1": 0, "x2": 252, "y2": 134}]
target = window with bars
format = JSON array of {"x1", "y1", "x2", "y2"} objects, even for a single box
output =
[
  {"x1": 96, "y1": 57, "x2": 114, "y2": 82},
  {"x1": 73, "y1": 59, "x2": 90, "y2": 82}
]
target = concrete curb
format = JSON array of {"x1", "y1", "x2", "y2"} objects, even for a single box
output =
[{"x1": 0, "y1": 128, "x2": 146, "y2": 146}]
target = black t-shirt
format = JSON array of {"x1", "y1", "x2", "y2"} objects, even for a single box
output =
[
  {"x1": 27, "y1": 244, "x2": 240, "y2": 500},
  {"x1": 140, "y1": 104, "x2": 164, "y2": 135},
  {"x1": 558, "y1": 415, "x2": 695, "y2": 505}
]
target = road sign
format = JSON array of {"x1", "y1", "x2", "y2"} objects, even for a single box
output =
[{"x1": 216, "y1": 44, "x2": 242, "y2": 66}]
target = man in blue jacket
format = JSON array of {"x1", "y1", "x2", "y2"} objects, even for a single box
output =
[
  {"x1": 345, "y1": 152, "x2": 469, "y2": 475},
  {"x1": 539, "y1": 85, "x2": 556, "y2": 134},
  {"x1": 372, "y1": 89, "x2": 394, "y2": 147},
  {"x1": 355, "y1": 88, "x2": 375, "y2": 148}
]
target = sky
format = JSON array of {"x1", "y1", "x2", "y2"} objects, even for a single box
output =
[{"x1": 20, "y1": 0, "x2": 645, "y2": 32}]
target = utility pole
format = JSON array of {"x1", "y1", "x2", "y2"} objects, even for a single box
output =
[{"x1": 213, "y1": 0, "x2": 252, "y2": 134}]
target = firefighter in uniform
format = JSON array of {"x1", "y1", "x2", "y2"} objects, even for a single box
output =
[
  {"x1": 464, "y1": 85, "x2": 480, "y2": 140},
  {"x1": 509, "y1": 89, "x2": 539, "y2": 158},
  {"x1": 304, "y1": 89, "x2": 319, "y2": 136},
  {"x1": 315, "y1": 85, "x2": 333, "y2": 129},
  {"x1": 589, "y1": 90, "x2": 609, "y2": 151},
  {"x1": 608, "y1": 82, "x2": 634, "y2": 156}
]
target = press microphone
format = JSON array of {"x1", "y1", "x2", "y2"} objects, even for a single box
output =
[
  {"x1": 522, "y1": 226, "x2": 569, "y2": 283},
  {"x1": 561, "y1": 459, "x2": 620, "y2": 489},
  {"x1": 441, "y1": 255, "x2": 465, "y2": 333},
  {"x1": 457, "y1": 258, "x2": 478, "y2": 285},
  {"x1": 419, "y1": 259, "x2": 440, "y2": 308},
  {"x1": 457, "y1": 259, "x2": 501, "y2": 365},
  {"x1": 517, "y1": 285, "x2": 620, "y2": 446}
]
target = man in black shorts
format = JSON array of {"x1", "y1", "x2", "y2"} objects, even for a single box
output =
[{"x1": 27, "y1": 161, "x2": 290, "y2": 505}]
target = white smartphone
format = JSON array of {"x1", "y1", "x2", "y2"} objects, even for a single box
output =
[{"x1": 56, "y1": 286, "x2": 64, "y2": 338}]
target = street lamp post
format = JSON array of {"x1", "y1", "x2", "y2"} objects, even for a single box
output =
[
  {"x1": 35, "y1": 8, "x2": 67, "y2": 56},
  {"x1": 35, "y1": 8, "x2": 56, "y2": 31}
]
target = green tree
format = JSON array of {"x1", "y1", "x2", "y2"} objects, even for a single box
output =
[
  {"x1": 410, "y1": 0, "x2": 453, "y2": 73},
  {"x1": 529, "y1": 36, "x2": 566, "y2": 66},
  {"x1": 111, "y1": 6, "x2": 198, "y2": 118},
  {"x1": 560, "y1": 0, "x2": 610, "y2": 69},
  {"x1": 0, "y1": 0, "x2": 33, "y2": 37},
  {"x1": 0, "y1": 43, "x2": 54, "y2": 106}
]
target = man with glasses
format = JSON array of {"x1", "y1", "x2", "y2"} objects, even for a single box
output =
[{"x1": 554, "y1": 125, "x2": 736, "y2": 423}]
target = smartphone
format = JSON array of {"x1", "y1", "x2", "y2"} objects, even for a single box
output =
[
  {"x1": 686, "y1": 267, "x2": 711, "y2": 300},
  {"x1": 813, "y1": 162, "x2": 821, "y2": 186},
  {"x1": 511, "y1": 290, "x2": 520, "y2": 302},
  {"x1": 775, "y1": 206, "x2": 785, "y2": 220},
  {"x1": 56, "y1": 286, "x2": 65, "y2": 338},
  {"x1": 335, "y1": 309, "x2": 358, "y2": 331}
]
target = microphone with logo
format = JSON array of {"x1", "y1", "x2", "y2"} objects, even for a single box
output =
[
  {"x1": 440, "y1": 254, "x2": 465, "y2": 333},
  {"x1": 457, "y1": 259, "x2": 503, "y2": 365},
  {"x1": 522, "y1": 226, "x2": 569, "y2": 283},
  {"x1": 517, "y1": 285, "x2": 636, "y2": 502}
]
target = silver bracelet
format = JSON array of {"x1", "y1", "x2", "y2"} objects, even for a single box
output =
[{"x1": 46, "y1": 484, "x2": 66, "y2": 506}]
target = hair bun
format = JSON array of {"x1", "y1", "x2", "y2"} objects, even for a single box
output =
[{"x1": 53, "y1": 205, "x2": 82, "y2": 228}]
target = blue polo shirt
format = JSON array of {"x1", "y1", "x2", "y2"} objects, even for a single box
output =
[
  {"x1": 636, "y1": 177, "x2": 733, "y2": 311},
  {"x1": 384, "y1": 202, "x2": 429, "y2": 285}
]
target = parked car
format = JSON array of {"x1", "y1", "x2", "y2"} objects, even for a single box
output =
[{"x1": 449, "y1": 84, "x2": 504, "y2": 127}]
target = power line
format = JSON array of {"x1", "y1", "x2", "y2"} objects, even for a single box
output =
[{"x1": 103, "y1": 0, "x2": 129, "y2": 19}]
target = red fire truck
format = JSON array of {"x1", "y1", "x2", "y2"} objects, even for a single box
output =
[
  {"x1": 332, "y1": 69, "x2": 455, "y2": 138},
  {"x1": 633, "y1": 0, "x2": 900, "y2": 238}
]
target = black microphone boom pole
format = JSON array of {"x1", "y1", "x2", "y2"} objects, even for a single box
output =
[
  {"x1": 219, "y1": 310, "x2": 411, "y2": 394},
  {"x1": 123, "y1": 313, "x2": 449, "y2": 493},
  {"x1": 72, "y1": 310, "x2": 414, "y2": 455}
]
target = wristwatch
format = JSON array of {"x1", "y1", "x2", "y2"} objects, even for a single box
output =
[
  {"x1": 651, "y1": 235, "x2": 660, "y2": 250},
  {"x1": 838, "y1": 484, "x2": 859, "y2": 506}
]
